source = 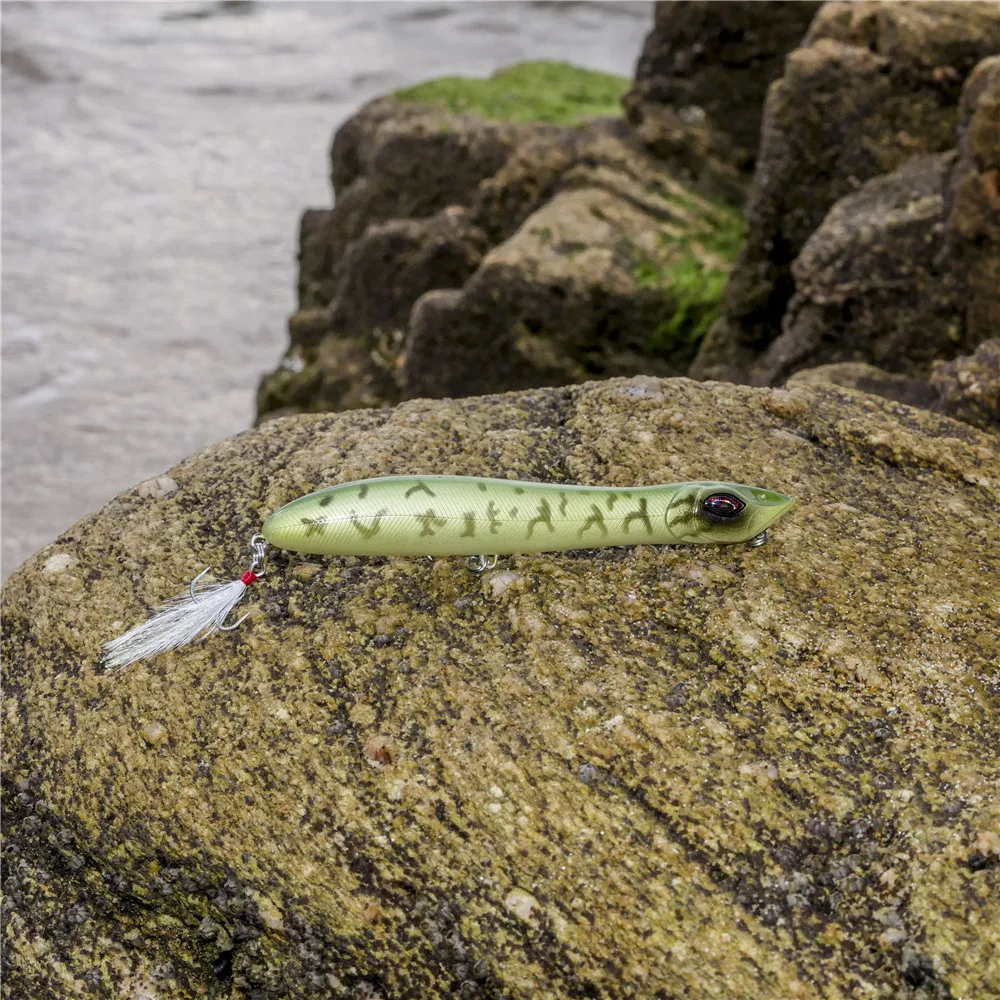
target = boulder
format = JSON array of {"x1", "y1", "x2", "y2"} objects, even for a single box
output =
[
  {"x1": 691, "y1": 1, "x2": 1000, "y2": 383},
  {"x1": 401, "y1": 126, "x2": 742, "y2": 400},
  {"x1": 758, "y1": 53, "x2": 1000, "y2": 389},
  {"x1": 296, "y1": 97, "x2": 517, "y2": 313},
  {"x1": 623, "y1": 0, "x2": 822, "y2": 201},
  {"x1": 4, "y1": 377, "x2": 999, "y2": 998},
  {"x1": 787, "y1": 340, "x2": 1000, "y2": 436},
  {"x1": 259, "y1": 63, "x2": 744, "y2": 422},
  {"x1": 755, "y1": 153, "x2": 962, "y2": 384},
  {"x1": 260, "y1": 209, "x2": 491, "y2": 418},
  {"x1": 943, "y1": 56, "x2": 1000, "y2": 346}
]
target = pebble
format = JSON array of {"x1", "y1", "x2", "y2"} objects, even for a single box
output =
[
  {"x1": 141, "y1": 722, "x2": 168, "y2": 746},
  {"x1": 504, "y1": 889, "x2": 541, "y2": 927},
  {"x1": 42, "y1": 553, "x2": 74, "y2": 574},
  {"x1": 136, "y1": 476, "x2": 179, "y2": 499}
]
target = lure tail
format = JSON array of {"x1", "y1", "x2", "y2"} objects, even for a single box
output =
[{"x1": 102, "y1": 535, "x2": 267, "y2": 671}]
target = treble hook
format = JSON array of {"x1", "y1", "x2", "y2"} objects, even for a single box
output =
[
  {"x1": 217, "y1": 610, "x2": 252, "y2": 632},
  {"x1": 220, "y1": 533, "x2": 268, "y2": 631},
  {"x1": 186, "y1": 533, "x2": 269, "y2": 633},
  {"x1": 466, "y1": 554, "x2": 499, "y2": 573}
]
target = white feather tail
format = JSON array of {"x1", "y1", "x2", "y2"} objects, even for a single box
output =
[
  {"x1": 102, "y1": 535, "x2": 268, "y2": 671},
  {"x1": 102, "y1": 577, "x2": 250, "y2": 671}
]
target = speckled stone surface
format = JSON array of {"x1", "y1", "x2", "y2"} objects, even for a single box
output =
[{"x1": 3, "y1": 378, "x2": 999, "y2": 999}]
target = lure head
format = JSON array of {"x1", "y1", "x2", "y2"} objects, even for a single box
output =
[{"x1": 668, "y1": 482, "x2": 797, "y2": 545}]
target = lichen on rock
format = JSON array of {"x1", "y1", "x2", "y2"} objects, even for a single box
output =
[{"x1": 4, "y1": 378, "x2": 1000, "y2": 998}]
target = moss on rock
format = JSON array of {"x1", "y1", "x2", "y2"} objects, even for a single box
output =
[
  {"x1": 633, "y1": 201, "x2": 744, "y2": 362},
  {"x1": 395, "y1": 61, "x2": 629, "y2": 126}
]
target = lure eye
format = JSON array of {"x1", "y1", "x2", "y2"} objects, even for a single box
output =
[{"x1": 703, "y1": 494, "x2": 745, "y2": 519}]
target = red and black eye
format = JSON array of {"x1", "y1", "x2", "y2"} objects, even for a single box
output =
[{"x1": 702, "y1": 493, "x2": 746, "y2": 522}]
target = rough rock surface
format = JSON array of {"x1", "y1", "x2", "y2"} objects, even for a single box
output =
[
  {"x1": 755, "y1": 153, "x2": 962, "y2": 384},
  {"x1": 931, "y1": 337, "x2": 1000, "y2": 434},
  {"x1": 691, "y1": 1, "x2": 1000, "y2": 383},
  {"x1": 943, "y1": 55, "x2": 1000, "y2": 346},
  {"x1": 259, "y1": 81, "x2": 742, "y2": 421},
  {"x1": 4, "y1": 378, "x2": 1000, "y2": 999},
  {"x1": 785, "y1": 362, "x2": 941, "y2": 412},
  {"x1": 623, "y1": 0, "x2": 822, "y2": 200}
]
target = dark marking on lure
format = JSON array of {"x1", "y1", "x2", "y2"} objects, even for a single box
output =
[
  {"x1": 623, "y1": 497, "x2": 652, "y2": 535},
  {"x1": 357, "y1": 484, "x2": 369, "y2": 500},
  {"x1": 665, "y1": 493, "x2": 697, "y2": 537},
  {"x1": 514, "y1": 487, "x2": 525, "y2": 495},
  {"x1": 461, "y1": 512, "x2": 477, "y2": 538},
  {"x1": 349, "y1": 507, "x2": 387, "y2": 539},
  {"x1": 580, "y1": 504, "x2": 608, "y2": 537},
  {"x1": 417, "y1": 509, "x2": 447, "y2": 537},
  {"x1": 405, "y1": 481, "x2": 436, "y2": 499},
  {"x1": 486, "y1": 501, "x2": 501, "y2": 535},
  {"x1": 527, "y1": 499, "x2": 554, "y2": 538},
  {"x1": 558, "y1": 493, "x2": 569, "y2": 517},
  {"x1": 508, "y1": 507, "x2": 518, "y2": 518},
  {"x1": 477, "y1": 483, "x2": 488, "y2": 492},
  {"x1": 300, "y1": 517, "x2": 326, "y2": 537},
  {"x1": 318, "y1": 495, "x2": 333, "y2": 508},
  {"x1": 605, "y1": 493, "x2": 619, "y2": 511}
]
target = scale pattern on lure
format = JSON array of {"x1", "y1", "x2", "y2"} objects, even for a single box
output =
[
  {"x1": 102, "y1": 475, "x2": 795, "y2": 670},
  {"x1": 261, "y1": 476, "x2": 796, "y2": 555}
]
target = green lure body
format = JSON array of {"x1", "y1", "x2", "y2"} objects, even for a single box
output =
[
  {"x1": 103, "y1": 475, "x2": 796, "y2": 669},
  {"x1": 262, "y1": 476, "x2": 796, "y2": 557}
]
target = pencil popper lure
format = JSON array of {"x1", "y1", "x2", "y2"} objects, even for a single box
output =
[{"x1": 102, "y1": 475, "x2": 796, "y2": 670}]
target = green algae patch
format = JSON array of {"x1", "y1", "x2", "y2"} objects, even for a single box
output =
[
  {"x1": 634, "y1": 203, "x2": 745, "y2": 362},
  {"x1": 395, "y1": 60, "x2": 629, "y2": 125}
]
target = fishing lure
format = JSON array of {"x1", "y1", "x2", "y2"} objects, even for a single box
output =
[{"x1": 102, "y1": 475, "x2": 796, "y2": 669}]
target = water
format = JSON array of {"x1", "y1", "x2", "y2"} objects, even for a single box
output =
[{"x1": 1, "y1": 0, "x2": 652, "y2": 579}]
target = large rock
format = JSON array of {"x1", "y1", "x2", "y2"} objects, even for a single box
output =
[
  {"x1": 691, "y1": 1, "x2": 1000, "y2": 383},
  {"x1": 785, "y1": 362, "x2": 941, "y2": 412},
  {"x1": 401, "y1": 126, "x2": 741, "y2": 400},
  {"x1": 259, "y1": 63, "x2": 743, "y2": 422},
  {"x1": 4, "y1": 378, "x2": 1000, "y2": 998},
  {"x1": 261, "y1": 208, "x2": 491, "y2": 415},
  {"x1": 623, "y1": 1, "x2": 822, "y2": 201},
  {"x1": 787, "y1": 340, "x2": 1000, "y2": 436},
  {"x1": 296, "y1": 97, "x2": 518, "y2": 314},
  {"x1": 754, "y1": 153, "x2": 963, "y2": 384}
]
